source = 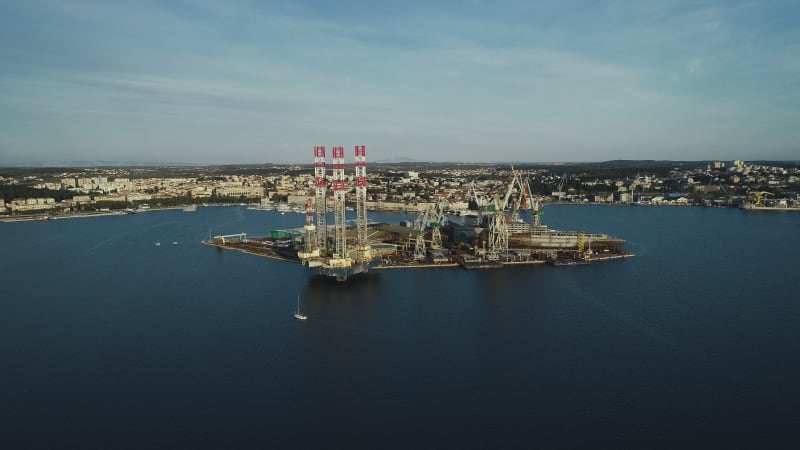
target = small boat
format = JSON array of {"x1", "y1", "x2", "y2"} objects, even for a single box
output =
[
  {"x1": 155, "y1": 241, "x2": 161, "y2": 246},
  {"x1": 294, "y1": 293, "x2": 307, "y2": 321},
  {"x1": 172, "y1": 241, "x2": 179, "y2": 245}
]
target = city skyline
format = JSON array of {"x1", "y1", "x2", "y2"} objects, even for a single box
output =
[{"x1": 1, "y1": 0, "x2": 798, "y2": 165}]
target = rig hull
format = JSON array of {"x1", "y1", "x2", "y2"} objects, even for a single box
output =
[{"x1": 310, "y1": 258, "x2": 381, "y2": 281}]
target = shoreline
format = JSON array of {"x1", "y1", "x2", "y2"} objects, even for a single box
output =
[
  {"x1": 1, "y1": 201, "x2": 752, "y2": 223},
  {"x1": 0, "y1": 206, "x2": 186, "y2": 223}
]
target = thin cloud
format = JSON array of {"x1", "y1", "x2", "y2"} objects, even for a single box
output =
[{"x1": 0, "y1": 0, "x2": 798, "y2": 164}]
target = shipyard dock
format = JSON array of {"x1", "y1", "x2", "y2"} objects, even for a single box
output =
[
  {"x1": 203, "y1": 222, "x2": 633, "y2": 273},
  {"x1": 204, "y1": 162, "x2": 632, "y2": 279}
]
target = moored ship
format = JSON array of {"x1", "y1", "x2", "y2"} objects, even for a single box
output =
[
  {"x1": 740, "y1": 202, "x2": 800, "y2": 211},
  {"x1": 740, "y1": 192, "x2": 800, "y2": 211}
]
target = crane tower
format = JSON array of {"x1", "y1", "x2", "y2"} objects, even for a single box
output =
[
  {"x1": 332, "y1": 146, "x2": 347, "y2": 259},
  {"x1": 297, "y1": 197, "x2": 319, "y2": 259},
  {"x1": 488, "y1": 193, "x2": 509, "y2": 258},
  {"x1": 429, "y1": 197, "x2": 447, "y2": 250},
  {"x1": 313, "y1": 146, "x2": 328, "y2": 252},
  {"x1": 412, "y1": 205, "x2": 429, "y2": 260},
  {"x1": 354, "y1": 145, "x2": 371, "y2": 263}
]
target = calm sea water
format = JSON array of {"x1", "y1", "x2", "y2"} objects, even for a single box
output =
[{"x1": 1, "y1": 205, "x2": 799, "y2": 449}]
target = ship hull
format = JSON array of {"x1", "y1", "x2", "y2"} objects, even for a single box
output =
[
  {"x1": 517, "y1": 231, "x2": 610, "y2": 248},
  {"x1": 740, "y1": 202, "x2": 800, "y2": 211},
  {"x1": 547, "y1": 258, "x2": 591, "y2": 267}
]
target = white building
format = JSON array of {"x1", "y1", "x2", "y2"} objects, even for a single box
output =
[{"x1": 215, "y1": 186, "x2": 265, "y2": 198}]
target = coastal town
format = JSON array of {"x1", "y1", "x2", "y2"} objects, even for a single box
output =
[{"x1": 2, "y1": 159, "x2": 799, "y2": 218}]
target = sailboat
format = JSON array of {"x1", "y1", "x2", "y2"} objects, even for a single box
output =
[{"x1": 294, "y1": 293, "x2": 307, "y2": 321}]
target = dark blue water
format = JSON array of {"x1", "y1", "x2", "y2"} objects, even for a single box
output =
[{"x1": 2, "y1": 205, "x2": 799, "y2": 449}]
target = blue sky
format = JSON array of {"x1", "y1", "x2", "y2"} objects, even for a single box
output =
[{"x1": 1, "y1": 0, "x2": 798, "y2": 164}]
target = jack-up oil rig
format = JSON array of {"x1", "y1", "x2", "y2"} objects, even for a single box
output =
[{"x1": 296, "y1": 145, "x2": 379, "y2": 281}]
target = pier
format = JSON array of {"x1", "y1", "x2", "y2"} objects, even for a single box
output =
[
  {"x1": 211, "y1": 233, "x2": 248, "y2": 244},
  {"x1": 203, "y1": 237, "x2": 300, "y2": 263}
]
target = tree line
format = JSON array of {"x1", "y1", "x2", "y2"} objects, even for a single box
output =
[{"x1": 0, "y1": 185, "x2": 74, "y2": 202}]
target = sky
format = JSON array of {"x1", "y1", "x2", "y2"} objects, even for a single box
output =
[{"x1": 1, "y1": 0, "x2": 798, "y2": 165}]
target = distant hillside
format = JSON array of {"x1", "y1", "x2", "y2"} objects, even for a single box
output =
[
  {"x1": 372, "y1": 157, "x2": 428, "y2": 164},
  {"x1": 0, "y1": 160, "x2": 204, "y2": 168}
]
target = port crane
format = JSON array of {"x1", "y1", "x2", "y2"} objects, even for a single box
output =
[
  {"x1": 487, "y1": 193, "x2": 509, "y2": 259},
  {"x1": 508, "y1": 170, "x2": 538, "y2": 224},
  {"x1": 409, "y1": 198, "x2": 450, "y2": 259},
  {"x1": 552, "y1": 172, "x2": 567, "y2": 201},
  {"x1": 520, "y1": 175, "x2": 542, "y2": 227},
  {"x1": 412, "y1": 205, "x2": 430, "y2": 260},
  {"x1": 718, "y1": 182, "x2": 733, "y2": 206},
  {"x1": 751, "y1": 191, "x2": 773, "y2": 207},
  {"x1": 467, "y1": 180, "x2": 487, "y2": 211},
  {"x1": 486, "y1": 167, "x2": 540, "y2": 258},
  {"x1": 429, "y1": 197, "x2": 448, "y2": 251},
  {"x1": 486, "y1": 168, "x2": 525, "y2": 258}
]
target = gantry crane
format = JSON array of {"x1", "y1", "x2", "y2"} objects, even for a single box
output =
[
  {"x1": 487, "y1": 192, "x2": 509, "y2": 259},
  {"x1": 429, "y1": 197, "x2": 448, "y2": 251},
  {"x1": 412, "y1": 205, "x2": 430, "y2": 260},
  {"x1": 486, "y1": 167, "x2": 539, "y2": 257}
]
